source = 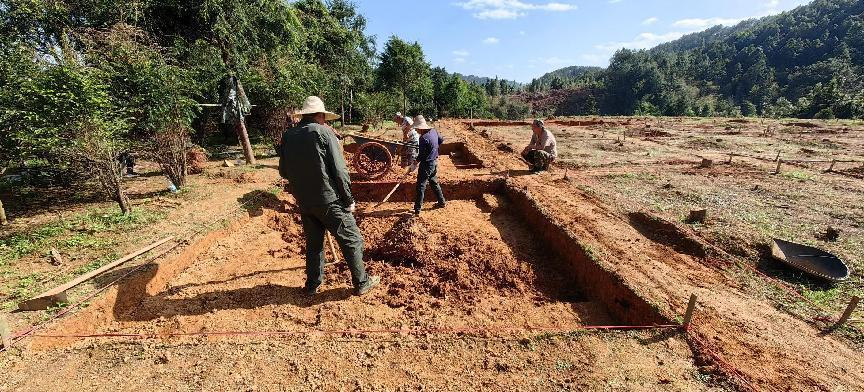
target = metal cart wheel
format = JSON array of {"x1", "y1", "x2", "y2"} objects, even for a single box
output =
[{"x1": 353, "y1": 142, "x2": 393, "y2": 180}]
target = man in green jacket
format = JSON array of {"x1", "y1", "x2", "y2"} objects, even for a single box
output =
[{"x1": 279, "y1": 96, "x2": 380, "y2": 296}]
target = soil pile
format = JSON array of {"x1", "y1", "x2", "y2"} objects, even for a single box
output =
[{"x1": 362, "y1": 209, "x2": 536, "y2": 308}]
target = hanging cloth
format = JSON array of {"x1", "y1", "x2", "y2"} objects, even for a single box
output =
[{"x1": 220, "y1": 75, "x2": 252, "y2": 125}]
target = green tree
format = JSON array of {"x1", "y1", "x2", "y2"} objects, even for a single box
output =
[{"x1": 376, "y1": 36, "x2": 432, "y2": 113}]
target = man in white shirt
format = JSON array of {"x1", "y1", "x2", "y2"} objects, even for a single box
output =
[
  {"x1": 395, "y1": 112, "x2": 419, "y2": 167},
  {"x1": 520, "y1": 119, "x2": 558, "y2": 172}
]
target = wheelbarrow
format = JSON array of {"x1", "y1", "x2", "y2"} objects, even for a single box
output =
[
  {"x1": 346, "y1": 133, "x2": 417, "y2": 180},
  {"x1": 770, "y1": 239, "x2": 850, "y2": 282}
]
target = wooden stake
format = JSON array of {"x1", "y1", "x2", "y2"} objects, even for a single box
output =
[
  {"x1": 18, "y1": 236, "x2": 174, "y2": 311},
  {"x1": 828, "y1": 159, "x2": 836, "y2": 172},
  {"x1": 0, "y1": 198, "x2": 7, "y2": 225},
  {"x1": 0, "y1": 314, "x2": 11, "y2": 349},
  {"x1": 683, "y1": 294, "x2": 697, "y2": 330},
  {"x1": 833, "y1": 296, "x2": 860, "y2": 329},
  {"x1": 727, "y1": 153, "x2": 733, "y2": 164},
  {"x1": 774, "y1": 159, "x2": 782, "y2": 174}
]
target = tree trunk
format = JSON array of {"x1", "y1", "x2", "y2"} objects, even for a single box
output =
[
  {"x1": 0, "y1": 199, "x2": 8, "y2": 225},
  {"x1": 348, "y1": 89, "x2": 354, "y2": 124},
  {"x1": 236, "y1": 120, "x2": 256, "y2": 165},
  {"x1": 341, "y1": 87, "x2": 346, "y2": 126},
  {"x1": 114, "y1": 186, "x2": 131, "y2": 215}
]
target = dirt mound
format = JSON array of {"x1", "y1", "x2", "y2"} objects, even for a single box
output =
[{"x1": 365, "y1": 214, "x2": 533, "y2": 308}]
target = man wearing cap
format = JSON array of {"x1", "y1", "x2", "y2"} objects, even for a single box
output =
[
  {"x1": 395, "y1": 113, "x2": 419, "y2": 168},
  {"x1": 520, "y1": 119, "x2": 558, "y2": 172},
  {"x1": 280, "y1": 96, "x2": 380, "y2": 296},
  {"x1": 411, "y1": 115, "x2": 446, "y2": 215}
]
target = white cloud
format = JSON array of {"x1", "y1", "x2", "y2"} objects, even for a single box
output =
[
  {"x1": 454, "y1": 58, "x2": 467, "y2": 64},
  {"x1": 642, "y1": 17, "x2": 658, "y2": 26},
  {"x1": 672, "y1": 17, "x2": 745, "y2": 30},
  {"x1": 483, "y1": 37, "x2": 501, "y2": 44},
  {"x1": 452, "y1": 49, "x2": 471, "y2": 57},
  {"x1": 595, "y1": 31, "x2": 685, "y2": 52},
  {"x1": 519, "y1": 30, "x2": 526, "y2": 36},
  {"x1": 455, "y1": 0, "x2": 577, "y2": 20},
  {"x1": 579, "y1": 53, "x2": 608, "y2": 66},
  {"x1": 608, "y1": 0, "x2": 622, "y2": 3}
]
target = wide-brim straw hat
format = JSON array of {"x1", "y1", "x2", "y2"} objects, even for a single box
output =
[
  {"x1": 413, "y1": 115, "x2": 433, "y2": 130},
  {"x1": 293, "y1": 96, "x2": 340, "y2": 121}
]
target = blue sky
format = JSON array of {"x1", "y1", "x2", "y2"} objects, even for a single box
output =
[{"x1": 354, "y1": 0, "x2": 813, "y2": 83}]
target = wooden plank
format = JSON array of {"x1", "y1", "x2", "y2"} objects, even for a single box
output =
[{"x1": 18, "y1": 236, "x2": 174, "y2": 311}]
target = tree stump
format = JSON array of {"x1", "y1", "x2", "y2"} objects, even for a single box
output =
[{"x1": 686, "y1": 209, "x2": 708, "y2": 224}]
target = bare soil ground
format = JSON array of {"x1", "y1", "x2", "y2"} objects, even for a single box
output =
[
  {"x1": 479, "y1": 117, "x2": 864, "y2": 320},
  {"x1": 2, "y1": 117, "x2": 863, "y2": 391}
]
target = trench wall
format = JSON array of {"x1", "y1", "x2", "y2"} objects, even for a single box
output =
[{"x1": 502, "y1": 184, "x2": 671, "y2": 326}]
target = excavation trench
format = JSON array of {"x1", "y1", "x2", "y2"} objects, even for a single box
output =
[
  {"x1": 351, "y1": 179, "x2": 670, "y2": 327},
  {"x1": 37, "y1": 175, "x2": 669, "y2": 348}
]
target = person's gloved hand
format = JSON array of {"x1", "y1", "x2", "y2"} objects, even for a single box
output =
[{"x1": 347, "y1": 203, "x2": 356, "y2": 213}]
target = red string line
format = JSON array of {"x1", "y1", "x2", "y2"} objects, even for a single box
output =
[{"x1": 28, "y1": 324, "x2": 683, "y2": 340}]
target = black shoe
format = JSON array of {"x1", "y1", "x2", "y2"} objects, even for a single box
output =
[
  {"x1": 412, "y1": 210, "x2": 420, "y2": 216},
  {"x1": 355, "y1": 276, "x2": 381, "y2": 296},
  {"x1": 433, "y1": 202, "x2": 446, "y2": 209},
  {"x1": 305, "y1": 284, "x2": 321, "y2": 297}
]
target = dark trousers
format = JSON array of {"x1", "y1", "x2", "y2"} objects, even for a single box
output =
[
  {"x1": 523, "y1": 150, "x2": 554, "y2": 172},
  {"x1": 299, "y1": 202, "x2": 368, "y2": 289},
  {"x1": 414, "y1": 161, "x2": 445, "y2": 212}
]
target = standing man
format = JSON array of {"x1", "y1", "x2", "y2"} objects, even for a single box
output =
[
  {"x1": 280, "y1": 96, "x2": 380, "y2": 296},
  {"x1": 411, "y1": 115, "x2": 446, "y2": 216},
  {"x1": 520, "y1": 119, "x2": 558, "y2": 172}
]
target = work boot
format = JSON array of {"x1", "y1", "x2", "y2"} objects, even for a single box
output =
[
  {"x1": 305, "y1": 283, "x2": 321, "y2": 297},
  {"x1": 433, "y1": 202, "x2": 446, "y2": 209},
  {"x1": 355, "y1": 276, "x2": 381, "y2": 296}
]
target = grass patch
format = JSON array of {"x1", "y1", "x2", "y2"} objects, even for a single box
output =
[
  {"x1": 9, "y1": 273, "x2": 44, "y2": 301},
  {"x1": 0, "y1": 208, "x2": 163, "y2": 266},
  {"x1": 780, "y1": 170, "x2": 814, "y2": 182}
]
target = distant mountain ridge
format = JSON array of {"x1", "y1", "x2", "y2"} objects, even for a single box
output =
[{"x1": 457, "y1": 74, "x2": 521, "y2": 87}]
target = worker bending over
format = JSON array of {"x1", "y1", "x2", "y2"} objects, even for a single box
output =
[
  {"x1": 279, "y1": 96, "x2": 380, "y2": 296},
  {"x1": 395, "y1": 112, "x2": 419, "y2": 168},
  {"x1": 521, "y1": 119, "x2": 558, "y2": 172},
  {"x1": 411, "y1": 115, "x2": 446, "y2": 215}
]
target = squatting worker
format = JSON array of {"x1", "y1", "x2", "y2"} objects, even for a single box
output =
[
  {"x1": 279, "y1": 96, "x2": 380, "y2": 296},
  {"x1": 411, "y1": 115, "x2": 446, "y2": 215},
  {"x1": 395, "y1": 113, "x2": 419, "y2": 168},
  {"x1": 521, "y1": 119, "x2": 558, "y2": 172}
]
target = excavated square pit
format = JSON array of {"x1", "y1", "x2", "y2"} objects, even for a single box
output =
[{"x1": 38, "y1": 174, "x2": 668, "y2": 349}]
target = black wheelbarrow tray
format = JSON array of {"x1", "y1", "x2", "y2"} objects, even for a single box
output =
[{"x1": 770, "y1": 238, "x2": 850, "y2": 282}]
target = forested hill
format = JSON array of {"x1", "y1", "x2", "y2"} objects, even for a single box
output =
[
  {"x1": 601, "y1": 0, "x2": 864, "y2": 118},
  {"x1": 458, "y1": 74, "x2": 520, "y2": 88},
  {"x1": 538, "y1": 66, "x2": 604, "y2": 82}
]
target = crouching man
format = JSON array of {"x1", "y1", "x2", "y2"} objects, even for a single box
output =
[
  {"x1": 279, "y1": 96, "x2": 380, "y2": 296},
  {"x1": 520, "y1": 119, "x2": 558, "y2": 172}
]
